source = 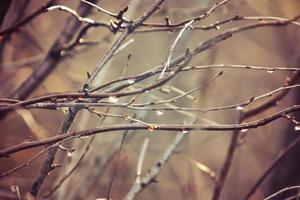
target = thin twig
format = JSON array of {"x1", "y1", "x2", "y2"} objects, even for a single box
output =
[
  {"x1": 135, "y1": 138, "x2": 150, "y2": 183},
  {"x1": 212, "y1": 113, "x2": 243, "y2": 200},
  {"x1": 3, "y1": 104, "x2": 300, "y2": 156},
  {"x1": 243, "y1": 136, "x2": 300, "y2": 200},
  {"x1": 107, "y1": 132, "x2": 128, "y2": 200},
  {"x1": 0, "y1": 0, "x2": 56, "y2": 36},
  {"x1": 29, "y1": 0, "x2": 165, "y2": 197},
  {"x1": 264, "y1": 185, "x2": 300, "y2": 200},
  {"x1": 124, "y1": 118, "x2": 197, "y2": 200}
]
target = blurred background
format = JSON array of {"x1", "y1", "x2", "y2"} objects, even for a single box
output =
[{"x1": 0, "y1": 0, "x2": 300, "y2": 199}]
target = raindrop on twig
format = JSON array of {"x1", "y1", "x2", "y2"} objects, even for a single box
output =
[{"x1": 241, "y1": 129, "x2": 248, "y2": 133}]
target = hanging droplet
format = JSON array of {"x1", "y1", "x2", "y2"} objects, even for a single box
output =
[
  {"x1": 266, "y1": 70, "x2": 275, "y2": 74},
  {"x1": 79, "y1": 38, "x2": 84, "y2": 44},
  {"x1": 181, "y1": 129, "x2": 189, "y2": 134},
  {"x1": 128, "y1": 79, "x2": 135, "y2": 84},
  {"x1": 60, "y1": 50, "x2": 66, "y2": 56},
  {"x1": 215, "y1": 25, "x2": 220, "y2": 30},
  {"x1": 241, "y1": 129, "x2": 248, "y2": 133},
  {"x1": 108, "y1": 96, "x2": 119, "y2": 103},
  {"x1": 236, "y1": 106, "x2": 244, "y2": 111},
  {"x1": 67, "y1": 150, "x2": 75, "y2": 157},
  {"x1": 156, "y1": 110, "x2": 164, "y2": 116},
  {"x1": 294, "y1": 125, "x2": 300, "y2": 131},
  {"x1": 170, "y1": 71, "x2": 175, "y2": 75}
]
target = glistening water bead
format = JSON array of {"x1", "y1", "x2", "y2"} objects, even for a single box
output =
[
  {"x1": 108, "y1": 96, "x2": 119, "y2": 103},
  {"x1": 236, "y1": 105, "x2": 244, "y2": 111},
  {"x1": 127, "y1": 79, "x2": 135, "y2": 84},
  {"x1": 295, "y1": 125, "x2": 300, "y2": 131},
  {"x1": 241, "y1": 129, "x2": 248, "y2": 133},
  {"x1": 156, "y1": 110, "x2": 164, "y2": 116}
]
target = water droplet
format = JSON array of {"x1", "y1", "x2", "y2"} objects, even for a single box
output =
[
  {"x1": 60, "y1": 50, "x2": 66, "y2": 56},
  {"x1": 241, "y1": 129, "x2": 248, "y2": 133},
  {"x1": 267, "y1": 70, "x2": 275, "y2": 74},
  {"x1": 108, "y1": 96, "x2": 119, "y2": 103},
  {"x1": 236, "y1": 106, "x2": 244, "y2": 111},
  {"x1": 181, "y1": 129, "x2": 189, "y2": 134},
  {"x1": 128, "y1": 79, "x2": 135, "y2": 84},
  {"x1": 215, "y1": 25, "x2": 220, "y2": 30},
  {"x1": 170, "y1": 71, "x2": 175, "y2": 75},
  {"x1": 67, "y1": 151, "x2": 75, "y2": 157},
  {"x1": 156, "y1": 110, "x2": 164, "y2": 116},
  {"x1": 295, "y1": 125, "x2": 300, "y2": 131}
]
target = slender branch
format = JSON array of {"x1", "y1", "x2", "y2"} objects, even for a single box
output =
[
  {"x1": 28, "y1": 1, "x2": 101, "y2": 195},
  {"x1": 90, "y1": 63, "x2": 300, "y2": 93},
  {"x1": 18, "y1": 82, "x2": 300, "y2": 115},
  {"x1": 159, "y1": 20, "x2": 194, "y2": 78},
  {"x1": 212, "y1": 114, "x2": 243, "y2": 200},
  {"x1": 42, "y1": 135, "x2": 96, "y2": 198},
  {"x1": 243, "y1": 136, "x2": 300, "y2": 200},
  {"x1": 29, "y1": 0, "x2": 165, "y2": 197},
  {"x1": 124, "y1": 118, "x2": 197, "y2": 199},
  {"x1": 90, "y1": 16, "x2": 300, "y2": 93},
  {"x1": 264, "y1": 185, "x2": 300, "y2": 200},
  {"x1": 245, "y1": 72, "x2": 300, "y2": 118},
  {"x1": 0, "y1": 0, "x2": 56, "y2": 36},
  {"x1": 84, "y1": 0, "x2": 165, "y2": 88},
  {"x1": 7, "y1": 1, "x2": 97, "y2": 101},
  {"x1": 135, "y1": 138, "x2": 150, "y2": 183},
  {"x1": 2, "y1": 104, "x2": 300, "y2": 157},
  {"x1": 0, "y1": 140, "x2": 68, "y2": 179},
  {"x1": 106, "y1": 132, "x2": 128, "y2": 200}
]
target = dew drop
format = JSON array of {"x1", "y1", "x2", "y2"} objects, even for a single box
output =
[
  {"x1": 108, "y1": 96, "x2": 119, "y2": 103},
  {"x1": 236, "y1": 106, "x2": 244, "y2": 111},
  {"x1": 267, "y1": 70, "x2": 275, "y2": 74},
  {"x1": 241, "y1": 129, "x2": 248, "y2": 133},
  {"x1": 128, "y1": 79, "x2": 135, "y2": 84},
  {"x1": 294, "y1": 125, "x2": 300, "y2": 131},
  {"x1": 67, "y1": 151, "x2": 75, "y2": 157},
  {"x1": 156, "y1": 110, "x2": 164, "y2": 116},
  {"x1": 60, "y1": 50, "x2": 66, "y2": 56},
  {"x1": 181, "y1": 129, "x2": 189, "y2": 134},
  {"x1": 79, "y1": 38, "x2": 84, "y2": 44}
]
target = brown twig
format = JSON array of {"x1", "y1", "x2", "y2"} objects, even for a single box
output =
[
  {"x1": 0, "y1": 0, "x2": 56, "y2": 36},
  {"x1": 212, "y1": 114, "x2": 243, "y2": 200},
  {"x1": 29, "y1": 0, "x2": 165, "y2": 197},
  {"x1": 2, "y1": 104, "x2": 300, "y2": 157},
  {"x1": 242, "y1": 136, "x2": 300, "y2": 200}
]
